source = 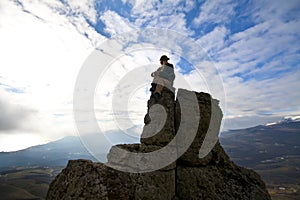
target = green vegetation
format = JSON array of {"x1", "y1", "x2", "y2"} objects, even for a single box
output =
[{"x1": 0, "y1": 166, "x2": 63, "y2": 200}]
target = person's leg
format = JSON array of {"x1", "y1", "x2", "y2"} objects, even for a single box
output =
[
  {"x1": 155, "y1": 84, "x2": 163, "y2": 94},
  {"x1": 153, "y1": 76, "x2": 164, "y2": 96},
  {"x1": 153, "y1": 84, "x2": 162, "y2": 100}
]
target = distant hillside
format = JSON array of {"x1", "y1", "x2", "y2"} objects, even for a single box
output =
[
  {"x1": 0, "y1": 119, "x2": 299, "y2": 199},
  {"x1": 0, "y1": 166, "x2": 62, "y2": 200},
  {"x1": 220, "y1": 119, "x2": 300, "y2": 199},
  {"x1": 220, "y1": 120, "x2": 300, "y2": 170},
  {"x1": 1, "y1": 119, "x2": 299, "y2": 171},
  {"x1": 0, "y1": 129, "x2": 139, "y2": 170},
  {"x1": 0, "y1": 136, "x2": 96, "y2": 169}
]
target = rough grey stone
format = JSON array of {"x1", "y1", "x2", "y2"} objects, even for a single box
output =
[{"x1": 47, "y1": 88, "x2": 271, "y2": 200}]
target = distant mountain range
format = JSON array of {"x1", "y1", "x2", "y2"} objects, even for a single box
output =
[
  {"x1": 0, "y1": 117, "x2": 299, "y2": 199},
  {"x1": 220, "y1": 116, "x2": 300, "y2": 168},
  {"x1": 219, "y1": 117, "x2": 300, "y2": 199},
  {"x1": 0, "y1": 136, "x2": 96, "y2": 169},
  {"x1": 0, "y1": 130, "x2": 140, "y2": 169},
  {"x1": 220, "y1": 116, "x2": 300, "y2": 191},
  {"x1": 0, "y1": 116, "x2": 299, "y2": 172}
]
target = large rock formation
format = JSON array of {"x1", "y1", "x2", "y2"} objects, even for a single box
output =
[{"x1": 47, "y1": 86, "x2": 271, "y2": 200}]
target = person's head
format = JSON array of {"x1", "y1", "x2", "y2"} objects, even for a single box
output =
[{"x1": 160, "y1": 55, "x2": 169, "y2": 65}]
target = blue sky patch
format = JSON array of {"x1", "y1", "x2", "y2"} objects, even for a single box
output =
[{"x1": 177, "y1": 57, "x2": 195, "y2": 75}]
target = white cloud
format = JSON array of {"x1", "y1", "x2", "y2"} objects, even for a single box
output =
[
  {"x1": 17, "y1": 0, "x2": 98, "y2": 24},
  {"x1": 146, "y1": 12, "x2": 193, "y2": 35},
  {"x1": 1, "y1": 0, "x2": 300, "y2": 151},
  {"x1": 0, "y1": 0, "x2": 103, "y2": 150},
  {"x1": 100, "y1": 10, "x2": 137, "y2": 36},
  {"x1": 0, "y1": 133, "x2": 48, "y2": 152},
  {"x1": 65, "y1": 0, "x2": 97, "y2": 24},
  {"x1": 128, "y1": 0, "x2": 191, "y2": 15},
  {"x1": 197, "y1": 26, "x2": 229, "y2": 55},
  {"x1": 180, "y1": 0, "x2": 300, "y2": 130},
  {"x1": 179, "y1": 58, "x2": 300, "y2": 131},
  {"x1": 0, "y1": 92, "x2": 36, "y2": 132},
  {"x1": 123, "y1": 0, "x2": 194, "y2": 36},
  {"x1": 193, "y1": 0, "x2": 237, "y2": 27},
  {"x1": 221, "y1": 68, "x2": 300, "y2": 129},
  {"x1": 249, "y1": 0, "x2": 300, "y2": 23}
]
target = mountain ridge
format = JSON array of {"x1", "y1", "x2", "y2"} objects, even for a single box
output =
[
  {"x1": 1, "y1": 113, "x2": 298, "y2": 199},
  {"x1": 1, "y1": 118, "x2": 299, "y2": 169}
]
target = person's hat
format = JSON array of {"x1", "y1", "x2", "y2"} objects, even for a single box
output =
[{"x1": 160, "y1": 55, "x2": 170, "y2": 61}]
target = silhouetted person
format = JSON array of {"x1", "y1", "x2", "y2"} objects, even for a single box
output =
[{"x1": 151, "y1": 55, "x2": 175, "y2": 99}]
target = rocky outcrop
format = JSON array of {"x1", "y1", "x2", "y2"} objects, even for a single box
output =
[{"x1": 47, "y1": 86, "x2": 271, "y2": 200}]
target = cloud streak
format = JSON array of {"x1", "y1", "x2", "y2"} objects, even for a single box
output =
[
  {"x1": 0, "y1": 96, "x2": 36, "y2": 131},
  {"x1": 0, "y1": 0, "x2": 299, "y2": 150},
  {"x1": 193, "y1": 0, "x2": 237, "y2": 28}
]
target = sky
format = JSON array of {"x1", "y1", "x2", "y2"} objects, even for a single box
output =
[{"x1": 0, "y1": 0, "x2": 299, "y2": 152}]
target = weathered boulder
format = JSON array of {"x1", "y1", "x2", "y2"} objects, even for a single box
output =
[
  {"x1": 176, "y1": 164, "x2": 270, "y2": 200},
  {"x1": 47, "y1": 87, "x2": 271, "y2": 200},
  {"x1": 47, "y1": 159, "x2": 176, "y2": 200},
  {"x1": 141, "y1": 86, "x2": 176, "y2": 146},
  {"x1": 46, "y1": 160, "x2": 109, "y2": 199}
]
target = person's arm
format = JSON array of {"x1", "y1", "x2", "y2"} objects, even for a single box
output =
[
  {"x1": 151, "y1": 67, "x2": 161, "y2": 77},
  {"x1": 151, "y1": 71, "x2": 158, "y2": 77}
]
